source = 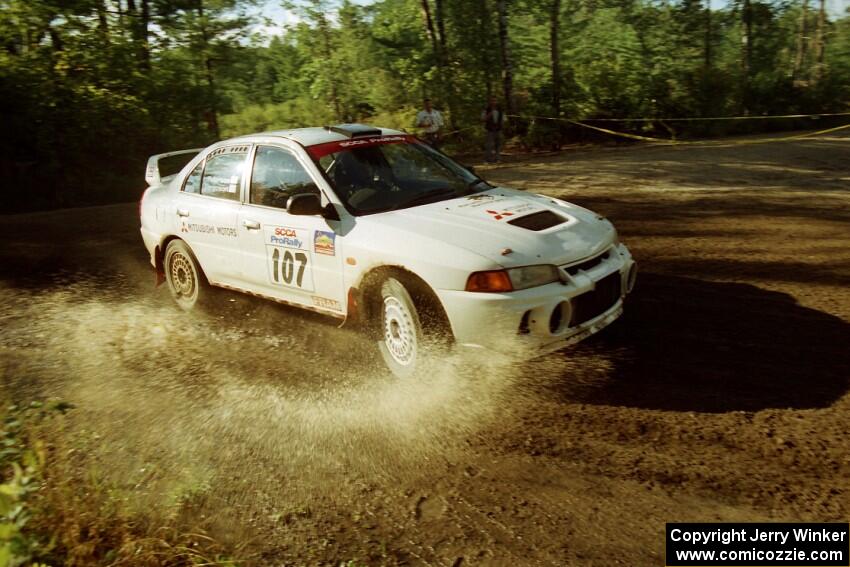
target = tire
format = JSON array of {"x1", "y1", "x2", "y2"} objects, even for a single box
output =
[
  {"x1": 376, "y1": 276, "x2": 452, "y2": 379},
  {"x1": 164, "y1": 240, "x2": 208, "y2": 311}
]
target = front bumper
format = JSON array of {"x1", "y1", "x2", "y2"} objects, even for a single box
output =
[{"x1": 436, "y1": 243, "x2": 636, "y2": 356}]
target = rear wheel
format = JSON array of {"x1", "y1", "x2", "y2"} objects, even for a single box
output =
[
  {"x1": 376, "y1": 276, "x2": 450, "y2": 378},
  {"x1": 164, "y1": 240, "x2": 207, "y2": 311}
]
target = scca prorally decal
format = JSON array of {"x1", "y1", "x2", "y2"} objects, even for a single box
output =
[
  {"x1": 314, "y1": 230, "x2": 336, "y2": 256},
  {"x1": 338, "y1": 136, "x2": 407, "y2": 148},
  {"x1": 307, "y1": 135, "x2": 416, "y2": 159},
  {"x1": 269, "y1": 226, "x2": 304, "y2": 249}
]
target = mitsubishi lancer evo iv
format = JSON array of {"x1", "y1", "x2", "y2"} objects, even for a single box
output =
[{"x1": 140, "y1": 124, "x2": 637, "y2": 377}]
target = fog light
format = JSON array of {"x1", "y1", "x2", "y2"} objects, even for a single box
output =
[
  {"x1": 549, "y1": 301, "x2": 571, "y2": 334},
  {"x1": 626, "y1": 263, "x2": 638, "y2": 293},
  {"x1": 518, "y1": 310, "x2": 531, "y2": 335}
]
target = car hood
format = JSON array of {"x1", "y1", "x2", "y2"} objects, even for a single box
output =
[{"x1": 372, "y1": 187, "x2": 616, "y2": 267}]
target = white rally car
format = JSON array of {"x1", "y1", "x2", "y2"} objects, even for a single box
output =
[{"x1": 140, "y1": 124, "x2": 636, "y2": 377}]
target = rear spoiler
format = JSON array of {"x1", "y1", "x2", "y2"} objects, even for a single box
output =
[{"x1": 145, "y1": 148, "x2": 203, "y2": 187}]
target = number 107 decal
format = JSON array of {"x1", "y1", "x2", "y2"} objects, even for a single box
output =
[{"x1": 267, "y1": 247, "x2": 314, "y2": 291}]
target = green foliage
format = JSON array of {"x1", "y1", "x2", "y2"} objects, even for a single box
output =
[
  {"x1": 0, "y1": 0, "x2": 847, "y2": 211},
  {"x1": 0, "y1": 400, "x2": 72, "y2": 567},
  {"x1": 220, "y1": 99, "x2": 336, "y2": 137},
  {"x1": 0, "y1": 399, "x2": 241, "y2": 565},
  {"x1": 0, "y1": 434, "x2": 45, "y2": 566}
]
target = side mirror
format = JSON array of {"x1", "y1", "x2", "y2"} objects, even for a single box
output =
[{"x1": 287, "y1": 193, "x2": 323, "y2": 216}]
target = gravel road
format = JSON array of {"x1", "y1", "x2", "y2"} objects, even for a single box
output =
[{"x1": 1, "y1": 135, "x2": 848, "y2": 565}]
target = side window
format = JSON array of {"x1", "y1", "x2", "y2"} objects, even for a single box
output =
[
  {"x1": 182, "y1": 161, "x2": 203, "y2": 194},
  {"x1": 250, "y1": 146, "x2": 319, "y2": 209},
  {"x1": 200, "y1": 150, "x2": 247, "y2": 201}
]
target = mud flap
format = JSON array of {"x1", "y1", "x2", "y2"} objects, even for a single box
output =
[{"x1": 153, "y1": 249, "x2": 166, "y2": 287}]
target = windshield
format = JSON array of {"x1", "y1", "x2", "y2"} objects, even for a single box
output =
[{"x1": 307, "y1": 136, "x2": 489, "y2": 215}]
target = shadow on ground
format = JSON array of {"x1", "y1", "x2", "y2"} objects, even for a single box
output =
[{"x1": 548, "y1": 272, "x2": 850, "y2": 412}]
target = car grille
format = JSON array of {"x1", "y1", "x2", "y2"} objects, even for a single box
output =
[
  {"x1": 570, "y1": 272, "x2": 621, "y2": 326},
  {"x1": 563, "y1": 249, "x2": 610, "y2": 276}
]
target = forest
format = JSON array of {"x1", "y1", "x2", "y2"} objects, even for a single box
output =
[{"x1": 1, "y1": 0, "x2": 848, "y2": 211}]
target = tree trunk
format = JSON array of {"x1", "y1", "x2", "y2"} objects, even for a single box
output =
[
  {"x1": 315, "y1": 11, "x2": 342, "y2": 120},
  {"x1": 435, "y1": 0, "x2": 458, "y2": 128},
  {"x1": 497, "y1": 0, "x2": 515, "y2": 114},
  {"x1": 550, "y1": 0, "x2": 561, "y2": 116},
  {"x1": 197, "y1": 1, "x2": 219, "y2": 139},
  {"x1": 140, "y1": 0, "x2": 150, "y2": 70},
  {"x1": 478, "y1": 0, "x2": 494, "y2": 98},
  {"x1": 812, "y1": 0, "x2": 826, "y2": 83},
  {"x1": 704, "y1": 0, "x2": 712, "y2": 69},
  {"x1": 435, "y1": 0, "x2": 447, "y2": 54},
  {"x1": 48, "y1": 27, "x2": 63, "y2": 52},
  {"x1": 420, "y1": 0, "x2": 456, "y2": 127},
  {"x1": 125, "y1": 0, "x2": 150, "y2": 71},
  {"x1": 96, "y1": 0, "x2": 109, "y2": 43},
  {"x1": 740, "y1": 0, "x2": 752, "y2": 112},
  {"x1": 420, "y1": 0, "x2": 440, "y2": 66},
  {"x1": 793, "y1": 0, "x2": 809, "y2": 81}
]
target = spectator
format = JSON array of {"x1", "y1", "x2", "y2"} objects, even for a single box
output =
[
  {"x1": 415, "y1": 98, "x2": 444, "y2": 148},
  {"x1": 482, "y1": 96, "x2": 503, "y2": 163}
]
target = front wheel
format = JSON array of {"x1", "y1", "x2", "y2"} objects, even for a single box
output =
[
  {"x1": 377, "y1": 277, "x2": 432, "y2": 379},
  {"x1": 164, "y1": 239, "x2": 208, "y2": 311}
]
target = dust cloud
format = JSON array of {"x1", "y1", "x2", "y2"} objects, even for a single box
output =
[{"x1": 0, "y1": 272, "x2": 542, "y2": 521}]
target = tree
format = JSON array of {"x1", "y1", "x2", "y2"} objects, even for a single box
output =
[
  {"x1": 416, "y1": 0, "x2": 458, "y2": 125},
  {"x1": 550, "y1": 0, "x2": 561, "y2": 116},
  {"x1": 2, "y1": 0, "x2": 849, "y2": 212},
  {"x1": 741, "y1": 0, "x2": 754, "y2": 111},
  {"x1": 125, "y1": 0, "x2": 151, "y2": 70},
  {"x1": 793, "y1": 0, "x2": 810, "y2": 82},
  {"x1": 812, "y1": 0, "x2": 827, "y2": 82},
  {"x1": 477, "y1": 0, "x2": 496, "y2": 98},
  {"x1": 157, "y1": 0, "x2": 254, "y2": 138},
  {"x1": 497, "y1": 0, "x2": 515, "y2": 113},
  {"x1": 705, "y1": 0, "x2": 713, "y2": 68}
]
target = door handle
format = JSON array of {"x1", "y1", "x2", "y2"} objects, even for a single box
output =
[
  {"x1": 176, "y1": 208, "x2": 190, "y2": 217},
  {"x1": 242, "y1": 219, "x2": 261, "y2": 230}
]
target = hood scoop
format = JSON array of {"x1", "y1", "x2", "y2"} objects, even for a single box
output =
[{"x1": 507, "y1": 210, "x2": 566, "y2": 231}]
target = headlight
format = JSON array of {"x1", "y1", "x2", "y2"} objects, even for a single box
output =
[
  {"x1": 507, "y1": 265, "x2": 560, "y2": 290},
  {"x1": 466, "y1": 265, "x2": 560, "y2": 292}
]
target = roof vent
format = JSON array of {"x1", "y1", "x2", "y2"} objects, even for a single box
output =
[
  {"x1": 507, "y1": 210, "x2": 566, "y2": 231},
  {"x1": 326, "y1": 124, "x2": 383, "y2": 138}
]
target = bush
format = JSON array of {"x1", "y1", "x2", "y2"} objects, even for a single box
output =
[
  {"x1": 0, "y1": 401, "x2": 69, "y2": 566},
  {"x1": 0, "y1": 399, "x2": 236, "y2": 567}
]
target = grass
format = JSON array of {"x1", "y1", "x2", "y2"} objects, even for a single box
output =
[{"x1": 0, "y1": 400, "x2": 238, "y2": 567}]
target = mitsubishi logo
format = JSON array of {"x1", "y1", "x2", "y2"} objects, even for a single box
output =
[{"x1": 486, "y1": 210, "x2": 514, "y2": 221}]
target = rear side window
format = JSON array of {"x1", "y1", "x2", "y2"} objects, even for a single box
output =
[
  {"x1": 250, "y1": 146, "x2": 319, "y2": 209},
  {"x1": 159, "y1": 153, "x2": 197, "y2": 179},
  {"x1": 183, "y1": 162, "x2": 203, "y2": 194},
  {"x1": 200, "y1": 150, "x2": 248, "y2": 201}
]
